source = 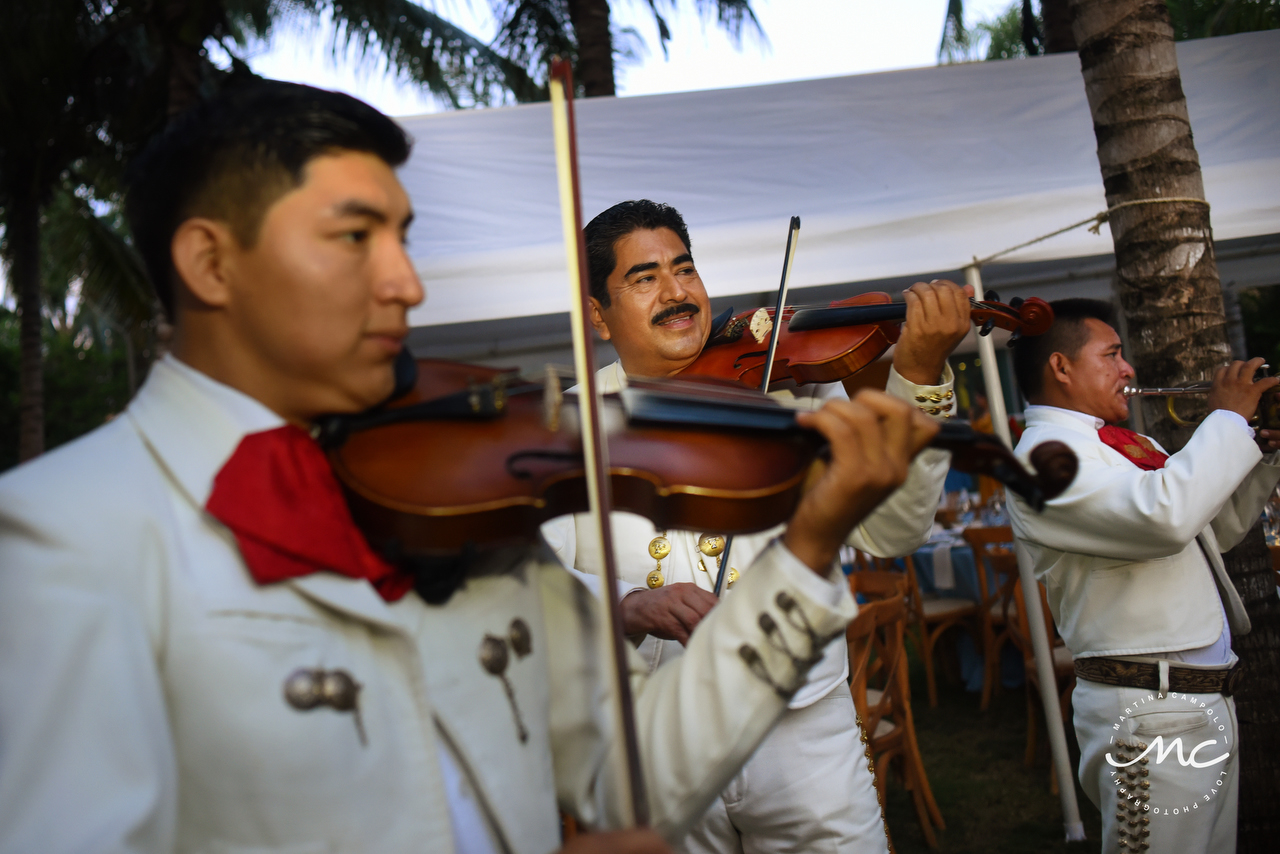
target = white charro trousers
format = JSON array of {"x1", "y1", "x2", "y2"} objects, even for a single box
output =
[
  {"x1": 1072, "y1": 676, "x2": 1239, "y2": 854},
  {"x1": 677, "y1": 686, "x2": 889, "y2": 854}
]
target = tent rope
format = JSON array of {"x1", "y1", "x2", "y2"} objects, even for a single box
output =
[{"x1": 969, "y1": 197, "x2": 1210, "y2": 269}]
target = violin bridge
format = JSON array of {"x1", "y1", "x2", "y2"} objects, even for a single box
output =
[
  {"x1": 543, "y1": 364, "x2": 563, "y2": 433},
  {"x1": 749, "y1": 308, "x2": 773, "y2": 344}
]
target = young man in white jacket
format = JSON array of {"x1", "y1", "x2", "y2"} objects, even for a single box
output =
[
  {"x1": 0, "y1": 84, "x2": 937, "y2": 854},
  {"x1": 1006, "y1": 298, "x2": 1280, "y2": 854}
]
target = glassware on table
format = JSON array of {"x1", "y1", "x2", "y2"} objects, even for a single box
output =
[
  {"x1": 957, "y1": 489, "x2": 975, "y2": 527},
  {"x1": 981, "y1": 491, "x2": 1008, "y2": 527}
]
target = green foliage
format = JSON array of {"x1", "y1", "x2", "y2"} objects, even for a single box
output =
[
  {"x1": 942, "y1": 0, "x2": 1279, "y2": 65},
  {"x1": 0, "y1": 308, "x2": 133, "y2": 473},
  {"x1": 1167, "y1": 0, "x2": 1280, "y2": 39},
  {"x1": 977, "y1": 3, "x2": 1038, "y2": 60}
]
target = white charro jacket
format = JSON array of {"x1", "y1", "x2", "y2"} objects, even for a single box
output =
[
  {"x1": 0, "y1": 357, "x2": 855, "y2": 854},
  {"x1": 1007, "y1": 406, "x2": 1280, "y2": 660},
  {"x1": 543, "y1": 360, "x2": 952, "y2": 707}
]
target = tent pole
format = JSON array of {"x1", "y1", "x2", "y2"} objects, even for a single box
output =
[{"x1": 964, "y1": 263, "x2": 1086, "y2": 842}]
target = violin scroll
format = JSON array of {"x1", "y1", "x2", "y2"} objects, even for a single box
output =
[{"x1": 929, "y1": 421, "x2": 1075, "y2": 512}]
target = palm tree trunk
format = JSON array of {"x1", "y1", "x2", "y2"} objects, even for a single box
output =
[
  {"x1": 566, "y1": 0, "x2": 615, "y2": 97},
  {"x1": 1069, "y1": 2, "x2": 1279, "y2": 848},
  {"x1": 10, "y1": 190, "x2": 44, "y2": 462},
  {"x1": 1070, "y1": 0, "x2": 1227, "y2": 452},
  {"x1": 1041, "y1": 0, "x2": 1077, "y2": 52}
]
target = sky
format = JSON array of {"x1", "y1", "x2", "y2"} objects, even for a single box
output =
[{"x1": 243, "y1": 0, "x2": 1017, "y2": 117}]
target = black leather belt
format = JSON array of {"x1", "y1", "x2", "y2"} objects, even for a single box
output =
[{"x1": 1074, "y1": 657, "x2": 1243, "y2": 697}]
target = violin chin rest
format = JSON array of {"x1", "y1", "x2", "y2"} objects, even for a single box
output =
[
  {"x1": 1028, "y1": 441, "x2": 1078, "y2": 503},
  {"x1": 389, "y1": 346, "x2": 420, "y2": 401}
]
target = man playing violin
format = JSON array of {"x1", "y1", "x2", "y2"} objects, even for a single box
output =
[
  {"x1": 1006, "y1": 298, "x2": 1280, "y2": 854},
  {"x1": 0, "y1": 84, "x2": 938, "y2": 854},
  {"x1": 542, "y1": 200, "x2": 973, "y2": 854}
]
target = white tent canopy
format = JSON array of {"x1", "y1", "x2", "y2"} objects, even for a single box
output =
[{"x1": 399, "y1": 29, "x2": 1280, "y2": 331}]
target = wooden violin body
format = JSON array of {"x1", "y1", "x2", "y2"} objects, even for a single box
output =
[
  {"x1": 684, "y1": 291, "x2": 1054, "y2": 391},
  {"x1": 325, "y1": 360, "x2": 823, "y2": 556},
  {"x1": 321, "y1": 357, "x2": 1077, "y2": 560},
  {"x1": 688, "y1": 293, "x2": 901, "y2": 390}
]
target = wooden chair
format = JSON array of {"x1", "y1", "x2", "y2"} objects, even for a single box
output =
[
  {"x1": 1010, "y1": 576, "x2": 1075, "y2": 793},
  {"x1": 847, "y1": 592, "x2": 945, "y2": 849},
  {"x1": 899, "y1": 552, "x2": 981, "y2": 708},
  {"x1": 848, "y1": 568, "x2": 908, "y2": 602},
  {"x1": 961, "y1": 526, "x2": 1021, "y2": 711}
]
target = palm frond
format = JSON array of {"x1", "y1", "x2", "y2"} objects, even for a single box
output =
[
  {"x1": 296, "y1": 0, "x2": 543, "y2": 107},
  {"x1": 692, "y1": 0, "x2": 766, "y2": 49},
  {"x1": 40, "y1": 179, "x2": 155, "y2": 339},
  {"x1": 489, "y1": 0, "x2": 575, "y2": 83}
]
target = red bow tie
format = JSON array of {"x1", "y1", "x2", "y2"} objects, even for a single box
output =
[
  {"x1": 206, "y1": 425, "x2": 414, "y2": 601},
  {"x1": 1098, "y1": 425, "x2": 1169, "y2": 471}
]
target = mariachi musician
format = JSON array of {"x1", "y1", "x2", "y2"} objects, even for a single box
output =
[
  {"x1": 0, "y1": 84, "x2": 938, "y2": 853},
  {"x1": 1006, "y1": 298, "x2": 1280, "y2": 854},
  {"x1": 542, "y1": 199, "x2": 971, "y2": 854}
]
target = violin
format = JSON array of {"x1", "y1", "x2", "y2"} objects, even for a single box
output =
[
  {"x1": 683, "y1": 291, "x2": 1054, "y2": 391},
  {"x1": 317, "y1": 356, "x2": 1078, "y2": 558}
]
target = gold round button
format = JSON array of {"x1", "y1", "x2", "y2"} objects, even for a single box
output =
[
  {"x1": 726, "y1": 568, "x2": 740, "y2": 588},
  {"x1": 646, "y1": 569, "x2": 665, "y2": 589},
  {"x1": 697, "y1": 535, "x2": 725, "y2": 558},
  {"x1": 648, "y1": 536, "x2": 671, "y2": 561}
]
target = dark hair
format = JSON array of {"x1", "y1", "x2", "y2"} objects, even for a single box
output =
[
  {"x1": 584, "y1": 200, "x2": 693, "y2": 307},
  {"x1": 1012, "y1": 298, "x2": 1117, "y2": 399},
  {"x1": 125, "y1": 80, "x2": 412, "y2": 317}
]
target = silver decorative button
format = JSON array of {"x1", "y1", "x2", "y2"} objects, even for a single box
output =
[{"x1": 283, "y1": 667, "x2": 367, "y2": 746}]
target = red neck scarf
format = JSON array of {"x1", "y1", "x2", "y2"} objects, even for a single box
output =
[
  {"x1": 206, "y1": 425, "x2": 414, "y2": 601},
  {"x1": 1098, "y1": 424, "x2": 1169, "y2": 471}
]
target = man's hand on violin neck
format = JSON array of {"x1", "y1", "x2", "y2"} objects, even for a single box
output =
[
  {"x1": 1209, "y1": 357, "x2": 1279, "y2": 422},
  {"x1": 621, "y1": 583, "x2": 718, "y2": 645},
  {"x1": 892, "y1": 279, "x2": 973, "y2": 386},
  {"x1": 785, "y1": 391, "x2": 938, "y2": 574}
]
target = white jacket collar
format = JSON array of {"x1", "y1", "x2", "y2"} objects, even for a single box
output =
[
  {"x1": 598, "y1": 360, "x2": 627, "y2": 393},
  {"x1": 126, "y1": 356, "x2": 407, "y2": 633},
  {"x1": 126, "y1": 355, "x2": 284, "y2": 510},
  {"x1": 1024, "y1": 404, "x2": 1105, "y2": 434}
]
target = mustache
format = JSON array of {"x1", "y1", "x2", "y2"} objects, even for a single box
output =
[{"x1": 651, "y1": 303, "x2": 700, "y2": 326}]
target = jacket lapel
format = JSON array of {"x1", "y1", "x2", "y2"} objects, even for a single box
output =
[
  {"x1": 289, "y1": 572, "x2": 406, "y2": 636},
  {"x1": 1196, "y1": 531, "x2": 1253, "y2": 636}
]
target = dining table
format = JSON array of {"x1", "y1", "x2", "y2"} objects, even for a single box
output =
[{"x1": 911, "y1": 525, "x2": 1025, "y2": 693}]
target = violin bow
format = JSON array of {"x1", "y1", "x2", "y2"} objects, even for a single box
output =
[
  {"x1": 714, "y1": 216, "x2": 801, "y2": 596},
  {"x1": 548, "y1": 58, "x2": 649, "y2": 827}
]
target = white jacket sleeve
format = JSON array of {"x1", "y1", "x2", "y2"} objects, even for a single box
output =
[
  {"x1": 0, "y1": 478, "x2": 177, "y2": 854},
  {"x1": 541, "y1": 539, "x2": 855, "y2": 840},
  {"x1": 844, "y1": 366, "x2": 952, "y2": 557},
  {"x1": 1014, "y1": 410, "x2": 1274, "y2": 561}
]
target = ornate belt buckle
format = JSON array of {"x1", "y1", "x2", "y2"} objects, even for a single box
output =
[{"x1": 1222, "y1": 664, "x2": 1245, "y2": 697}]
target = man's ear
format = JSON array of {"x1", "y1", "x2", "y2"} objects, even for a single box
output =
[
  {"x1": 1046, "y1": 351, "x2": 1071, "y2": 387},
  {"x1": 171, "y1": 218, "x2": 239, "y2": 308},
  {"x1": 588, "y1": 296, "x2": 612, "y2": 341}
]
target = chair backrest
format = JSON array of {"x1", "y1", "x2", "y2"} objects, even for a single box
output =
[
  {"x1": 847, "y1": 592, "x2": 910, "y2": 738},
  {"x1": 846, "y1": 600, "x2": 880, "y2": 717},
  {"x1": 962, "y1": 525, "x2": 1019, "y2": 615},
  {"x1": 1010, "y1": 576, "x2": 1057, "y2": 671},
  {"x1": 849, "y1": 569, "x2": 908, "y2": 601}
]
